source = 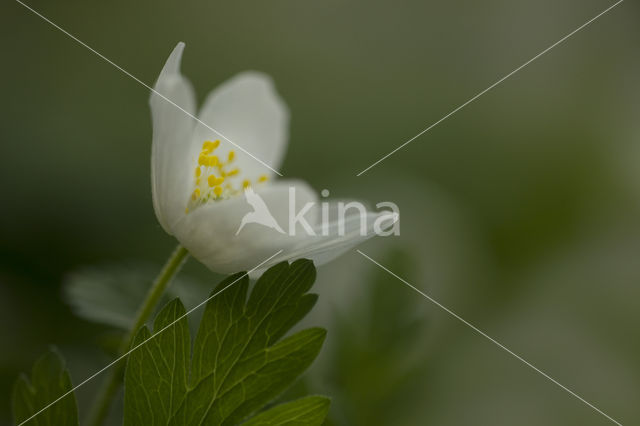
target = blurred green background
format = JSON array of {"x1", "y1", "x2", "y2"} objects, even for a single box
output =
[{"x1": 1, "y1": 0, "x2": 639, "y2": 424}]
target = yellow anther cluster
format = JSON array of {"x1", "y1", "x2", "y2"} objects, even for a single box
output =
[
  {"x1": 198, "y1": 153, "x2": 218, "y2": 168},
  {"x1": 208, "y1": 175, "x2": 224, "y2": 187},
  {"x1": 185, "y1": 140, "x2": 270, "y2": 213},
  {"x1": 202, "y1": 140, "x2": 219, "y2": 152}
]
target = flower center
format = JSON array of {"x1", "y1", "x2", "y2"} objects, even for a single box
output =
[{"x1": 185, "y1": 140, "x2": 268, "y2": 213}]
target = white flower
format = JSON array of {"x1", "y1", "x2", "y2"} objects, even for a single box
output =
[{"x1": 151, "y1": 42, "x2": 396, "y2": 275}]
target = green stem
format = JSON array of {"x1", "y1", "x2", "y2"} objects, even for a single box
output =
[{"x1": 86, "y1": 244, "x2": 189, "y2": 426}]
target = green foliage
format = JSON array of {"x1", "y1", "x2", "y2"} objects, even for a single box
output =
[
  {"x1": 63, "y1": 263, "x2": 210, "y2": 329},
  {"x1": 242, "y1": 396, "x2": 330, "y2": 425},
  {"x1": 124, "y1": 259, "x2": 329, "y2": 425},
  {"x1": 12, "y1": 348, "x2": 79, "y2": 426}
]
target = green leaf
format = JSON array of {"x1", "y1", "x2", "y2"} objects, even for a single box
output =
[
  {"x1": 242, "y1": 396, "x2": 330, "y2": 425},
  {"x1": 12, "y1": 348, "x2": 79, "y2": 426},
  {"x1": 124, "y1": 259, "x2": 329, "y2": 426},
  {"x1": 63, "y1": 263, "x2": 210, "y2": 329}
]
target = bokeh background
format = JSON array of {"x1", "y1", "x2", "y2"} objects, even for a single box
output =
[{"x1": 1, "y1": 0, "x2": 639, "y2": 424}]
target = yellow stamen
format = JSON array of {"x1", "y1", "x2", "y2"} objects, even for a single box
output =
[
  {"x1": 258, "y1": 175, "x2": 268, "y2": 183},
  {"x1": 198, "y1": 154, "x2": 219, "y2": 167},
  {"x1": 188, "y1": 140, "x2": 248, "y2": 210},
  {"x1": 208, "y1": 175, "x2": 225, "y2": 187},
  {"x1": 202, "y1": 140, "x2": 220, "y2": 153}
]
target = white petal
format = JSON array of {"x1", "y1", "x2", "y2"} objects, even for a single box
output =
[
  {"x1": 172, "y1": 180, "x2": 317, "y2": 274},
  {"x1": 190, "y1": 72, "x2": 289, "y2": 181},
  {"x1": 250, "y1": 205, "x2": 398, "y2": 277},
  {"x1": 151, "y1": 42, "x2": 197, "y2": 234}
]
